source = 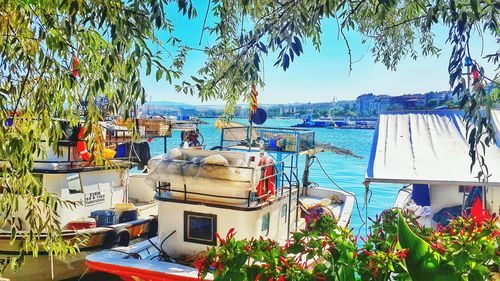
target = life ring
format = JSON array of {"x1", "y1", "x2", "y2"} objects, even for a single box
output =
[
  {"x1": 76, "y1": 127, "x2": 91, "y2": 161},
  {"x1": 102, "y1": 228, "x2": 130, "y2": 249},
  {"x1": 256, "y1": 157, "x2": 276, "y2": 199}
]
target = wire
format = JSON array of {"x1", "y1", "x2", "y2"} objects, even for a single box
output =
[{"x1": 312, "y1": 156, "x2": 367, "y2": 230}]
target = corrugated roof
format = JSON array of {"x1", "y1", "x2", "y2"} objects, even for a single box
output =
[{"x1": 366, "y1": 109, "x2": 500, "y2": 185}]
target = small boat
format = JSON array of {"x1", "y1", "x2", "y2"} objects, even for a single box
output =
[
  {"x1": 364, "y1": 109, "x2": 500, "y2": 228},
  {"x1": 86, "y1": 127, "x2": 355, "y2": 280},
  {"x1": 0, "y1": 120, "x2": 163, "y2": 280}
]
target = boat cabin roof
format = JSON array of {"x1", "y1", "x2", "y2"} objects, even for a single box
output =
[{"x1": 366, "y1": 109, "x2": 500, "y2": 186}]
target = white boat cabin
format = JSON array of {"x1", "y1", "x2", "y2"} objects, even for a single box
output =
[
  {"x1": 148, "y1": 149, "x2": 353, "y2": 258},
  {"x1": 366, "y1": 110, "x2": 500, "y2": 227}
]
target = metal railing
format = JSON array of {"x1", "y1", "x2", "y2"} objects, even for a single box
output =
[{"x1": 155, "y1": 159, "x2": 299, "y2": 208}]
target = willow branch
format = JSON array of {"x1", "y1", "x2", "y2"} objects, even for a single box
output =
[{"x1": 199, "y1": 0, "x2": 211, "y2": 45}]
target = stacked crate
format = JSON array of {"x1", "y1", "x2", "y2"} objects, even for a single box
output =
[{"x1": 138, "y1": 119, "x2": 172, "y2": 137}]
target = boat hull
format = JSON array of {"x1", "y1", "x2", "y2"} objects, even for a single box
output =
[
  {"x1": 86, "y1": 237, "x2": 204, "y2": 281},
  {"x1": 0, "y1": 217, "x2": 156, "y2": 280},
  {"x1": 86, "y1": 259, "x2": 200, "y2": 281}
]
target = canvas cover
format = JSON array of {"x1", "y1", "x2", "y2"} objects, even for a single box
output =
[{"x1": 366, "y1": 109, "x2": 500, "y2": 185}]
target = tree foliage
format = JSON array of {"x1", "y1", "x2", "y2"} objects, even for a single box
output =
[
  {"x1": 0, "y1": 0, "x2": 498, "y2": 272},
  {"x1": 177, "y1": 0, "x2": 497, "y2": 109},
  {"x1": 0, "y1": 0, "x2": 190, "y2": 269},
  {"x1": 177, "y1": 0, "x2": 498, "y2": 181}
]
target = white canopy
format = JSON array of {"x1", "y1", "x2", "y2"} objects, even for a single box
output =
[{"x1": 366, "y1": 109, "x2": 500, "y2": 185}]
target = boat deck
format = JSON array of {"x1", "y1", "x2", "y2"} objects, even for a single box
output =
[{"x1": 300, "y1": 188, "x2": 354, "y2": 228}]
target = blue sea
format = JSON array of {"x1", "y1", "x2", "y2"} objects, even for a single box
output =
[{"x1": 147, "y1": 118, "x2": 399, "y2": 235}]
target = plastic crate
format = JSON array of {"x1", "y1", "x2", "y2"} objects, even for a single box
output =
[
  {"x1": 221, "y1": 126, "x2": 315, "y2": 153},
  {"x1": 257, "y1": 127, "x2": 315, "y2": 153},
  {"x1": 90, "y1": 210, "x2": 117, "y2": 227}
]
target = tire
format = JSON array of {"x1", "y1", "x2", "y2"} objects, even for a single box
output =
[
  {"x1": 147, "y1": 217, "x2": 159, "y2": 238},
  {"x1": 101, "y1": 228, "x2": 130, "y2": 249}
]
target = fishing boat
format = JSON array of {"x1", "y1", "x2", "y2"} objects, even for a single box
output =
[
  {"x1": 364, "y1": 109, "x2": 500, "y2": 228},
  {"x1": 292, "y1": 116, "x2": 335, "y2": 128},
  {"x1": 86, "y1": 126, "x2": 355, "y2": 281},
  {"x1": 0, "y1": 120, "x2": 169, "y2": 281}
]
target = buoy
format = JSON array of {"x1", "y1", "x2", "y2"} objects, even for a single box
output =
[
  {"x1": 256, "y1": 157, "x2": 276, "y2": 199},
  {"x1": 77, "y1": 127, "x2": 91, "y2": 161}
]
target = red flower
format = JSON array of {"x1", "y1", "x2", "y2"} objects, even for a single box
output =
[
  {"x1": 315, "y1": 272, "x2": 326, "y2": 281},
  {"x1": 279, "y1": 256, "x2": 289, "y2": 268},
  {"x1": 255, "y1": 273, "x2": 261, "y2": 281},
  {"x1": 216, "y1": 233, "x2": 225, "y2": 245},
  {"x1": 362, "y1": 250, "x2": 374, "y2": 256},
  {"x1": 227, "y1": 228, "x2": 236, "y2": 239},
  {"x1": 193, "y1": 256, "x2": 208, "y2": 278},
  {"x1": 470, "y1": 196, "x2": 490, "y2": 225},
  {"x1": 431, "y1": 242, "x2": 446, "y2": 254},
  {"x1": 398, "y1": 248, "x2": 409, "y2": 259}
]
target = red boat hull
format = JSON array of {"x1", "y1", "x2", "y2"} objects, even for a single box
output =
[{"x1": 86, "y1": 259, "x2": 200, "y2": 281}]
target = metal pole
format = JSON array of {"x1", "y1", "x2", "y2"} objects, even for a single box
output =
[
  {"x1": 303, "y1": 154, "x2": 311, "y2": 195},
  {"x1": 364, "y1": 183, "x2": 369, "y2": 235},
  {"x1": 248, "y1": 114, "x2": 253, "y2": 151}
]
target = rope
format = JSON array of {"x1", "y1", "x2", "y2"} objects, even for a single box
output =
[
  {"x1": 177, "y1": 251, "x2": 208, "y2": 266},
  {"x1": 312, "y1": 156, "x2": 367, "y2": 235}
]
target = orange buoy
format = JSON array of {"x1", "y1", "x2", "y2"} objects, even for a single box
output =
[
  {"x1": 77, "y1": 127, "x2": 91, "y2": 161},
  {"x1": 256, "y1": 157, "x2": 276, "y2": 199}
]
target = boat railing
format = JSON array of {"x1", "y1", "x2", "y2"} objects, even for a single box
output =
[
  {"x1": 156, "y1": 159, "x2": 300, "y2": 209},
  {"x1": 30, "y1": 139, "x2": 135, "y2": 173}
]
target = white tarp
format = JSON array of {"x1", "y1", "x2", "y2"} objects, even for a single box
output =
[{"x1": 366, "y1": 109, "x2": 500, "y2": 185}]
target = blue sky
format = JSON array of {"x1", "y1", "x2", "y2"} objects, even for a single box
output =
[{"x1": 141, "y1": 4, "x2": 498, "y2": 105}]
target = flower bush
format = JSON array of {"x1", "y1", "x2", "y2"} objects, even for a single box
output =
[{"x1": 195, "y1": 209, "x2": 499, "y2": 281}]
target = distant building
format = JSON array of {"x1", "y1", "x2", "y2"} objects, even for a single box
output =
[
  {"x1": 334, "y1": 100, "x2": 356, "y2": 110},
  {"x1": 180, "y1": 108, "x2": 196, "y2": 116},
  {"x1": 356, "y1": 94, "x2": 375, "y2": 116},
  {"x1": 355, "y1": 90, "x2": 453, "y2": 116}
]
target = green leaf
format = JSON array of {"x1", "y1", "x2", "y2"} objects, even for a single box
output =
[
  {"x1": 156, "y1": 70, "x2": 163, "y2": 81},
  {"x1": 398, "y1": 212, "x2": 459, "y2": 281}
]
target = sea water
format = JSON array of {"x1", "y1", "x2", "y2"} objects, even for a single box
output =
[{"x1": 147, "y1": 118, "x2": 400, "y2": 236}]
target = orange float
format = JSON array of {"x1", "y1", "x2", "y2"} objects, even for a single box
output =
[
  {"x1": 256, "y1": 156, "x2": 276, "y2": 199},
  {"x1": 76, "y1": 127, "x2": 91, "y2": 161}
]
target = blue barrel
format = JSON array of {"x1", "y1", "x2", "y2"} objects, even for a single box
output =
[{"x1": 119, "y1": 210, "x2": 138, "y2": 223}]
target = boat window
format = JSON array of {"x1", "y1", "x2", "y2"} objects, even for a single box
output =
[
  {"x1": 280, "y1": 204, "x2": 287, "y2": 224},
  {"x1": 66, "y1": 173, "x2": 82, "y2": 194},
  {"x1": 184, "y1": 211, "x2": 217, "y2": 245},
  {"x1": 261, "y1": 212, "x2": 270, "y2": 235}
]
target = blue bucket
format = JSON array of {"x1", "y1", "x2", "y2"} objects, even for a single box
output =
[
  {"x1": 269, "y1": 139, "x2": 277, "y2": 150},
  {"x1": 91, "y1": 210, "x2": 116, "y2": 227}
]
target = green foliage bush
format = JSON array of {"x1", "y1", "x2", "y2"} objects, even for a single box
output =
[{"x1": 195, "y1": 209, "x2": 499, "y2": 281}]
